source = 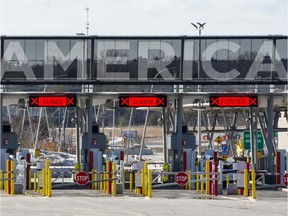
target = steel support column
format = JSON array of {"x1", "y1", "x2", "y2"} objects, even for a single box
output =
[
  {"x1": 162, "y1": 107, "x2": 167, "y2": 164},
  {"x1": 267, "y1": 95, "x2": 274, "y2": 173},
  {"x1": 87, "y1": 95, "x2": 93, "y2": 170},
  {"x1": 176, "y1": 95, "x2": 183, "y2": 171},
  {"x1": 249, "y1": 107, "x2": 256, "y2": 170}
]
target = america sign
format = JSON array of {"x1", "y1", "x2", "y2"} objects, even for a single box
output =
[{"x1": 1, "y1": 36, "x2": 287, "y2": 85}]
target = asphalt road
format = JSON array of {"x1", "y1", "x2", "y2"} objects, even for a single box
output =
[{"x1": 1, "y1": 189, "x2": 287, "y2": 216}]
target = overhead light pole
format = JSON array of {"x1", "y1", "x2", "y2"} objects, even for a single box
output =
[
  {"x1": 191, "y1": 22, "x2": 206, "y2": 36},
  {"x1": 191, "y1": 22, "x2": 206, "y2": 156}
]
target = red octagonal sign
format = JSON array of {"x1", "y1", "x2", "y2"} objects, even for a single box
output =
[
  {"x1": 76, "y1": 171, "x2": 89, "y2": 186},
  {"x1": 175, "y1": 172, "x2": 188, "y2": 186}
]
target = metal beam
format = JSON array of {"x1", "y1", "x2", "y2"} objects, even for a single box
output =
[
  {"x1": 267, "y1": 96, "x2": 274, "y2": 172},
  {"x1": 176, "y1": 95, "x2": 183, "y2": 171}
]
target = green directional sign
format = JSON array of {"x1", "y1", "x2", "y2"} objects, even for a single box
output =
[{"x1": 243, "y1": 130, "x2": 264, "y2": 150}]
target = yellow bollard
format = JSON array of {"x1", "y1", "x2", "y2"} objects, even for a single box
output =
[
  {"x1": 34, "y1": 173, "x2": 37, "y2": 192},
  {"x1": 134, "y1": 172, "x2": 137, "y2": 193},
  {"x1": 104, "y1": 172, "x2": 107, "y2": 193},
  {"x1": 5, "y1": 160, "x2": 9, "y2": 194},
  {"x1": 206, "y1": 161, "x2": 209, "y2": 194},
  {"x1": 0, "y1": 170, "x2": 3, "y2": 190},
  {"x1": 196, "y1": 174, "x2": 199, "y2": 192},
  {"x1": 226, "y1": 173, "x2": 230, "y2": 188},
  {"x1": 136, "y1": 187, "x2": 141, "y2": 195},
  {"x1": 45, "y1": 160, "x2": 50, "y2": 196},
  {"x1": 101, "y1": 172, "x2": 104, "y2": 193},
  {"x1": 141, "y1": 169, "x2": 144, "y2": 196},
  {"x1": 251, "y1": 169, "x2": 256, "y2": 199},
  {"x1": 3, "y1": 171, "x2": 5, "y2": 192},
  {"x1": 95, "y1": 170, "x2": 98, "y2": 190},
  {"x1": 4, "y1": 172, "x2": 8, "y2": 193},
  {"x1": 200, "y1": 174, "x2": 204, "y2": 193},
  {"x1": 130, "y1": 173, "x2": 133, "y2": 192},
  {"x1": 142, "y1": 162, "x2": 148, "y2": 196},
  {"x1": 37, "y1": 171, "x2": 40, "y2": 193},
  {"x1": 48, "y1": 169, "x2": 52, "y2": 197},
  {"x1": 91, "y1": 169, "x2": 95, "y2": 189},
  {"x1": 100, "y1": 172, "x2": 103, "y2": 192},
  {"x1": 47, "y1": 169, "x2": 50, "y2": 197},
  {"x1": 148, "y1": 170, "x2": 152, "y2": 198},
  {"x1": 188, "y1": 170, "x2": 192, "y2": 190},
  {"x1": 42, "y1": 170, "x2": 45, "y2": 196},
  {"x1": 244, "y1": 169, "x2": 248, "y2": 197},
  {"x1": 112, "y1": 162, "x2": 117, "y2": 196},
  {"x1": 238, "y1": 188, "x2": 241, "y2": 195},
  {"x1": 105, "y1": 161, "x2": 109, "y2": 194},
  {"x1": 28, "y1": 169, "x2": 32, "y2": 190},
  {"x1": 10, "y1": 160, "x2": 15, "y2": 196}
]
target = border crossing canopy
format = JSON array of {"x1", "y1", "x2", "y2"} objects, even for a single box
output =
[{"x1": 1, "y1": 35, "x2": 287, "y2": 86}]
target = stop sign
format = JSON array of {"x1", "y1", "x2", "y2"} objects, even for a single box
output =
[
  {"x1": 175, "y1": 172, "x2": 188, "y2": 186},
  {"x1": 76, "y1": 171, "x2": 89, "y2": 186},
  {"x1": 283, "y1": 173, "x2": 288, "y2": 187}
]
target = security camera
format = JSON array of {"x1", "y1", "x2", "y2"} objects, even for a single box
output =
[
  {"x1": 245, "y1": 117, "x2": 251, "y2": 122},
  {"x1": 71, "y1": 117, "x2": 77, "y2": 123},
  {"x1": 9, "y1": 155, "x2": 15, "y2": 160}
]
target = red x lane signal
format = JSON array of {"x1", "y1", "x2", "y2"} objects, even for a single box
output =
[
  {"x1": 119, "y1": 95, "x2": 167, "y2": 107},
  {"x1": 29, "y1": 95, "x2": 77, "y2": 107},
  {"x1": 121, "y1": 98, "x2": 129, "y2": 106},
  {"x1": 30, "y1": 97, "x2": 39, "y2": 106},
  {"x1": 210, "y1": 95, "x2": 258, "y2": 107}
]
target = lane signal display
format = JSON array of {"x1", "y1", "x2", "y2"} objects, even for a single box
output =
[
  {"x1": 119, "y1": 95, "x2": 167, "y2": 107},
  {"x1": 210, "y1": 95, "x2": 258, "y2": 107},
  {"x1": 29, "y1": 95, "x2": 77, "y2": 107}
]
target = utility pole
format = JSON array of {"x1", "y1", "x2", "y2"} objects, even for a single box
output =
[{"x1": 191, "y1": 22, "x2": 206, "y2": 155}]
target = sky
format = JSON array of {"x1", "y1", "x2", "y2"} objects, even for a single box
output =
[{"x1": 0, "y1": 0, "x2": 287, "y2": 36}]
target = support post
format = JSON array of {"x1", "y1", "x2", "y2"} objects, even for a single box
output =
[
  {"x1": 10, "y1": 160, "x2": 14, "y2": 195},
  {"x1": 244, "y1": 168, "x2": 248, "y2": 197},
  {"x1": 214, "y1": 161, "x2": 218, "y2": 196},
  {"x1": 129, "y1": 173, "x2": 133, "y2": 192},
  {"x1": 200, "y1": 174, "x2": 204, "y2": 193},
  {"x1": 267, "y1": 96, "x2": 274, "y2": 173},
  {"x1": 250, "y1": 107, "x2": 255, "y2": 170},
  {"x1": 162, "y1": 107, "x2": 167, "y2": 164},
  {"x1": 148, "y1": 170, "x2": 152, "y2": 198},
  {"x1": 7, "y1": 160, "x2": 11, "y2": 194},
  {"x1": 112, "y1": 162, "x2": 116, "y2": 196},
  {"x1": 176, "y1": 95, "x2": 183, "y2": 171},
  {"x1": 251, "y1": 169, "x2": 256, "y2": 199},
  {"x1": 34, "y1": 173, "x2": 37, "y2": 192},
  {"x1": 196, "y1": 174, "x2": 199, "y2": 192},
  {"x1": 206, "y1": 160, "x2": 209, "y2": 194}
]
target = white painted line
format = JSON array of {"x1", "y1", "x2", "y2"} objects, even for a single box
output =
[
  {"x1": 248, "y1": 197, "x2": 256, "y2": 202},
  {"x1": 220, "y1": 196, "x2": 241, "y2": 201}
]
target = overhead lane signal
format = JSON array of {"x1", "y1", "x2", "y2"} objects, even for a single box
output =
[
  {"x1": 29, "y1": 95, "x2": 77, "y2": 107},
  {"x1": 210, "y1": 95, "x2": 258, "y2": 107},
  {"x1": 119, "y1": 95, "x2": 167, "y2": 107}
]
